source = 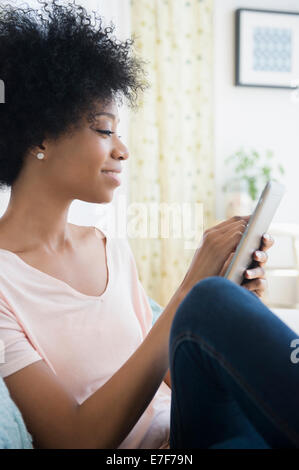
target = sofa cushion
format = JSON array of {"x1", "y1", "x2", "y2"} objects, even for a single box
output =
[
  {"x1": 0, "y1": 376, "x2": 33, "y2": 449},
  {"x1": 148, "y1": 297, "x2": 164, "y2": 325}
]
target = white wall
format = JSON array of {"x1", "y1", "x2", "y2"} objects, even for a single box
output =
[{"x1": 214, "y1": 0, "x2": 299, "y2": 224}]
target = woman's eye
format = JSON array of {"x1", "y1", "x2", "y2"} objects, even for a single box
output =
[
  {"x1": 96, "y1": 130, "x2": 115, "y2": 136},
  {"x1": 95, "y1": 130, "x2": 122, "y2": 139}
]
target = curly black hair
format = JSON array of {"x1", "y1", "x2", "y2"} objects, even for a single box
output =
[{"x1": 0, "y1": 0, "x2": 148, "y2": 189}]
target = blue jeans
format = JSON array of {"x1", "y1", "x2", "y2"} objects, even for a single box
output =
[{"x1": 169, "y1": 277, "x2": 299, "y2": 449}]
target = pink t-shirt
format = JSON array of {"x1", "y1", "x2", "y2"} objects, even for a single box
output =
[{"x1": 0, "y1": 226, "x2": 171, "y2": 449}]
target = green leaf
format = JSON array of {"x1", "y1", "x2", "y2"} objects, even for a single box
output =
[
  {"x1": 224, "y1": 147, "x2": 285, "y2": 202},
  {"x1": 278, "y1": 164, "x2": 285, "y2": 175},
  {"x1": 247, "y1": 176, "x2": 258, "y2": 201},
  {"x1": 262, "y1": 166, "x2": 271, "y2": 179}
]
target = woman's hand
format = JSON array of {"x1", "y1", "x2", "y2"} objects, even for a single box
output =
[
  {"x1": 241, "y1": 234, "x2": 274, "y2": 298},
  {"x1": 219, "y1": 233, "x2": 274, "y2": 299},
  {"x1": 180, "y1": 215, "x2": 250, "y2": 293}
]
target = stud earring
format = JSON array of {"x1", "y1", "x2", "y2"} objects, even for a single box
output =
[{"x1": 36, "y1": 152, "x2": 45, "y2": 160}]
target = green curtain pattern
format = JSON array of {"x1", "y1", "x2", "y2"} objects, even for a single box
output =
[{"x1": 128, "y1": 0, "x2": 215, "y2": 306}]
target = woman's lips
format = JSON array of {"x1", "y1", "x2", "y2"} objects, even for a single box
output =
[{"x1": 101, "y1": 170, "x2": 121, "y2": 185}]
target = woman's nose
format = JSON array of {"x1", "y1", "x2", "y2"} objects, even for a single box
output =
[{"x1": 112, "y1": 142, "x2": 129, "y2": 161}]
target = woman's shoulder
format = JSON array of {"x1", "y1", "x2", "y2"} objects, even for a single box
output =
[
  {"x1": 69, "y1": 223, "x2": 106, "y2": 240},
  {"x1": 68, "y1": 222, "x2": 96, "y2": 239}
]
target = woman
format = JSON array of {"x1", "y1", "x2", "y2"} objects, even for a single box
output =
[{"x1": 0, "y1": 0, "x2": 295, "y2": 449}]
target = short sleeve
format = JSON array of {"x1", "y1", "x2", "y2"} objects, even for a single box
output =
[
  {"x1": 124, "y1": 239, "x2": 153, "y2": 339},
  {"x1": 0, "y1": 297, "x2": 42, "y2": 378},
  {"x1": 134, "y1": 278, "x2": 154, "y2": 338}
]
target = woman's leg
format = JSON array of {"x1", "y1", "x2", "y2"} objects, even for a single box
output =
[{"x1": 169, "y1": 277, "x2": 299, "y2": 449}]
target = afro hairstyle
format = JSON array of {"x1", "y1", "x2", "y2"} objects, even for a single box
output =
[{"x1": 0, "y1": 0, "x2": 148, "y2": 188}]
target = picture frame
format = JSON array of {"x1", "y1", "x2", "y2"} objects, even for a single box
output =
[{"x1": 235, "y1": 8, "x2": 299, "y2": 89}]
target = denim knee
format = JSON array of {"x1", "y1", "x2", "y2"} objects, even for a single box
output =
[{"x1": 169, "y1": 276, "x2": 244, "y2": 347}]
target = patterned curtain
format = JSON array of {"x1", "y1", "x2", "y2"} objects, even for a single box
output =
[{"x1": 128, "y1": 0, "x2": 215, "y2": 307}]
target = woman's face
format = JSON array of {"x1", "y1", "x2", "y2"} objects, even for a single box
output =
[{"x1": 40, "y1": 100, "x2": 129, "y2": 204}]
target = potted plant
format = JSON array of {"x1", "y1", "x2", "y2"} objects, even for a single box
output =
[{"x1": 223, "y1": 148, "x2": 285, "y2": 218}]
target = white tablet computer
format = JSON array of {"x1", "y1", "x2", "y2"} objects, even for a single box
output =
[{"x1": 224, "y1": 180, "x2": 285, "y2": 285}]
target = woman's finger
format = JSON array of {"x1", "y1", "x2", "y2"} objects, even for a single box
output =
[
  {"x1": 211, "y1": 226, "x2": 246, "y2": 264},
  {"x1": 252, "y1": 250, "x2": 268, "y2": 266},
  {"x1": 261, "y1": 233, "x2": 274, "y2": 251},
  {"x1": 219, "y1": 251, "x2": 235, "y2": 277},
  {"x1": 242, "y1": 278, "x2": 267, "y2": 293},
  {"x1": 242, "y1": 286, "x2": 262, "y2": 298},
  {"x1": 207, "y1": 215, "x2": 250, "y2": 234},
  {"x1": 204, "y1": 220, "x2": 248, "y2": 265},
  {"x1": 252, "y1": 234, "x2": 274, "y2": 267},
  {"x1": 244, "y1": 266, "x2": 265, "y2": 280}
]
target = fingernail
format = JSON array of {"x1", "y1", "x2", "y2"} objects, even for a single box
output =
[{"x1": 263, "y1": 233, "x2": 270, "y2": 240}]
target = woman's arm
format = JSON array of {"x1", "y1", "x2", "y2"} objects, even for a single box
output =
[
  {"x1": 163, "y1": 369, "x2": 171, "y2": 389},
  {"x1": 4, "y1": 286, "x2": 185, "y2": 449},
  {"x1": 77, "y1": 286, "x2": 185, "y2": 448}
]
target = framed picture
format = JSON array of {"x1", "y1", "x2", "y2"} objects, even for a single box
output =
[{"x1": 236, "y1": 8, "x2": 299, "y2": 89}]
